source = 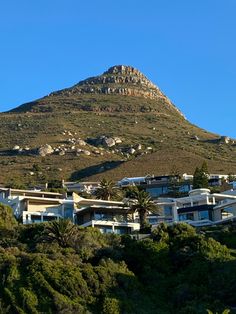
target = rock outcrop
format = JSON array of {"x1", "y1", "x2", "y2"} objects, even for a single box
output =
[
  {"x1": 38, "y1": 144, "x2": 54, "y2": 157},
  {"x1": 11, "y1": 65, "x2": 184, "y2": 117},
  {"x1": 49, "y1": 65, "x2": 183, "y2": 117}
]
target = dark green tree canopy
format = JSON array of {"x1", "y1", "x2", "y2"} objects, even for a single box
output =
[
  {"x1": 95, "y1": 178, "x2": 122, "y2": 201},
  {"x1": 127, "y1": 189, "x2": 159, "y2": 232},
  {"x1": 193, "y1": 162, "x2": 209, "y2": 189},
  {"x1": 0, "y1": 204, "x2": 17, "y2": 230}
]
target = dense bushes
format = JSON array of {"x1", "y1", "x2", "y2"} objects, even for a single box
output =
[{"x1": 0, "y1": 209, "x2": 235, "y2": 313}]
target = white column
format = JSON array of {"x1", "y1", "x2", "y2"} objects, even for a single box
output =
[{"x1": 173, "y1": 203, "x2": 178, "y2": 222}]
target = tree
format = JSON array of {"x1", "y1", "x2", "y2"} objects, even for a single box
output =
[
  {"x1": 42, "y1": 219, "x2": 78, "y2": 248},
  {"x1": 228, "y1": 173, "x2": 236, "y2": 183},
  {"x1": 128, "y1": 189, "x2": 159, "y2": 232},
  {"x1": 0, "y1": 204, "x2": 17, "y2": 230},
  {"x1": 192, "y1": 162, "x2": 209, "y2": 189},
  {"x1": 95, "y1": 178, "x2": 121, "y2": 201}
]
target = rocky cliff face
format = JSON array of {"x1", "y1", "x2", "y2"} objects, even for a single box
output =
[
  {"x1": 11, "y1": 65, "x2": 184, "y2": 117},
  {"x1": 49, "y1": 65, "x2": 162, "y2": 98},
  {"x1": 49, "y1": 65, "x2": 183, "y2": 116}
]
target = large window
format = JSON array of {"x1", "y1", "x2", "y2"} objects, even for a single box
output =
[
  {"x1": 146, "y1": 187, "x2": 163, "y2": 197},
  {"x1": 98, "y1": 226, "x2": 113, "y2": 234},
  {"x1": 164, "y1": 205, "x2": 172, "y2": 216},
  {"x1": 179, "y1": 213, "x2": 194, "y2": 221},
  {"x1": 94, "y1": 212, "x2": 128, "y2": 222},
  {"x1": 30, "y1": 215, "x2": 42, "y2": 223},
  {"x1": 64, "y1": 204, "x2": 74, "y2": 219},
  {"x1": 148, "y1": 217, "x2": 158, "y2": 224},
  {"x1": 114, "y1": 227, "x2": 130, "y2": 234},
  {"x1": 179, "y1": 184, "x2": 190, "y2": 192},
  {"x1": 94, "y1": 212, "x2": 113, "y2": 221},
  {"x1": 198, "y1": 210, "x2": 210, "y2": 220},
  {"x1": 43, "y1": 216, "x2": 57, "y2": 222}
]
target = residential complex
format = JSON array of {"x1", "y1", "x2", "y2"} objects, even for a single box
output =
[{"x1": 1, "y1": 173, "x2": 236, "y2": 233}]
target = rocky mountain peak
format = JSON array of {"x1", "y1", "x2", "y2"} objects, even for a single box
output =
[
  {"x1": 11, "y1": 65, "x2": 184, "y2": 118},
  {"x1": 104, "y1": 65, "x2": 143, "y2": 76},
  {"x1": 76, "y1": 64, "x2": 158, "y2": 92},
  {"x1": 49, "y1": 65, "x2": 183, "y2": 117}
]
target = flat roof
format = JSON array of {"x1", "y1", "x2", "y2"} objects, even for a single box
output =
[
  {"x1": 76, "y1": 197, "x2": 124, "y2": 206},
  {"x1": 0, "y1": 188, "x2": 63, "y2": 196},
  {"x1": 75, "y1": 204, "x2": 132, "y2": 214}
]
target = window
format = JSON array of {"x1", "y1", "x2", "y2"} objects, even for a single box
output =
[
  {"x1": 98, "y1": 226, "x2": 113, "y2": 234},
  {"x1": 164, "y1": 206, "x2": 172, "y2": 216},
  {"x1": 179, "y1": 213, "x2": 194, "y2": 221},
  {"x1": 31, "y1": 215, "x2": 41, "y2": 223},
  {"x1": 114, "y1": 227, "x2": 130, "y2": 234},
  {"x1": 146, "y1": 187, "x2": 163, "y2": 197},
  {"x1": 64, "y1": 204, "x2": 74, "y2": 219},
  {"x1": 179, "y1": 185, "x2": 190, "y2": 192},
  {"x1": 146, "y1": 186, "x2": 171, "y2": 197},
  {"x1": 148, "y1": 217, "x2": 158, "y2": 224},
  {"x1": 198, "y1": 210, "x2": 210, "y2": 220},
  {"x1": 94, "y1": 212, "x2": 113, "y2": 220},
  {"x1": 43, "y1": 216, "x2": 57, "y2": 222}
]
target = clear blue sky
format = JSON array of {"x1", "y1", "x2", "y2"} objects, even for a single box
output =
[{"x1": 1, "y1": 0, "x2": 236, "y2": 137}]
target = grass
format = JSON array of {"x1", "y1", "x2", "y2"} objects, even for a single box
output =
[{"x1": 0, "y1": 91, "x2": 236, "y2": 186}]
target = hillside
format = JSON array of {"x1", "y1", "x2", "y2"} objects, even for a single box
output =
[
  {"x1": 1, "y1": 65, "x2": 236, "y2": 186},
  {"x1": 0, "y1": 207, "x2": 236, "y2": 313}
]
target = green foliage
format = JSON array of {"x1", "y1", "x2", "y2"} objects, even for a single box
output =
[
  {"x1": 5, "y1": 178, "x2": 27, "y2": 190},
  {"x1": 207, "y1": 310, "x2": 231, "y2": 314},
  {"x1": 127, "y1": 189, "x2": 158, "y2": 231},
  {"x1": 102, "y1": 297, "x2": 120, "y2": 314},
  {"x1": 95, "y1": 178, "x2": 122, "y2": 201},
  {"x1": 0, "y1": 204, "x2": 17, "y2": 230},
  {"x1": 42, "y1": 219, "x2": 78, "y2": 248},
  {"x1": 193, "y1": 162, "x2": 209, "y2": 189},
  {"x1": 0, "y1": 220, "x2": 235, "y2": 313}
]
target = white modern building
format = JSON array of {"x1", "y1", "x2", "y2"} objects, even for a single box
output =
[
  {"x1": 0, "y1": 188, "x2": 74, "y2": 224},
  {"x1": 154, "y1": 188, "x2": 236, "y2": 227},
  {"x1": 74, "y1": 194, "x2": 140, "y2": 234}
]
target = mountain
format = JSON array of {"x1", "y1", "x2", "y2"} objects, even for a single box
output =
[
  {"x1": 1, "y1": 65, "x2": 236, "y2": 186},
  {"x1": 11, "y1": 65, "x2": 183, "y2": 116}
]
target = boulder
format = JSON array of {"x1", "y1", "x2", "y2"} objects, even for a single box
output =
[
  {"x1": 77, "y1": 139, "x2": 86, "y2": 146},
  {"x1": 128, "y1": 147, "x2": 136, "y2": 155},
  {"x1": 59, "y1": 150, "x2": 65, "y2": 156},
  {"x1": 113, "y1": 137, "x2": 122, "y2": 144},
  {"x1": 82, "y1": 150, "x2": 91, "y2": 156},
  {"x1": 220, "y1": 136, "x2": 230, "y2": 144},
  {"x1": 38, "y1": 144, "x2": 54, "y2": 157},
  {"x1": 135, "y1": 144, "x2": 142, "y2": 150},
  {"x1": 93, "y1": 150, "x2": 101, "y2": 155},
  {"x1": 102, "y1": 137, "x2": 116, "y2": 147},
  {"x1": 12, "y1": 145, "x2": 20, "y2": 151}
]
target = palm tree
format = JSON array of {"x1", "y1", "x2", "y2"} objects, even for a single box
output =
[
  {"x1": 128, "y1": 189, "x2": 159, "y2": 231},
  {"x1": 95, "y1": 178, "x2": 121, "y2": 201},
  {"x1": 43, "y1": 219, "x2": 77, "y2": 248}
]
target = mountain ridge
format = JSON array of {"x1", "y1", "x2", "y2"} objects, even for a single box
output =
[
  {"x1": 1, "y1": 65, "x2": 236, "y2": 186},
  {"x1": 10, "y1": 65, "x2": 184, "y2": 117}
]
